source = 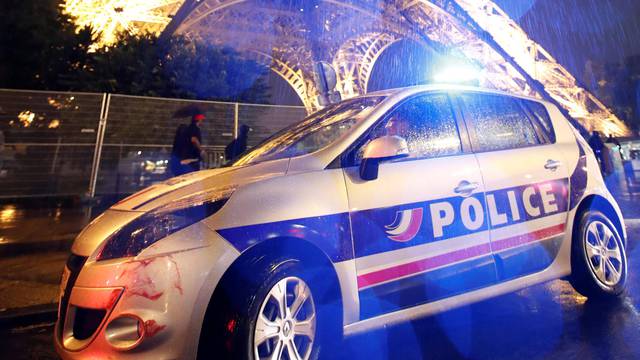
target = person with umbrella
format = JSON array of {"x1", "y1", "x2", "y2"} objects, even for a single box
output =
[
  {"x1": 225, "y1": 124, "x2": 250, "y2": 162},
  {"x1": 170, "y1": 107, "x2": 206, "y2": 176}
]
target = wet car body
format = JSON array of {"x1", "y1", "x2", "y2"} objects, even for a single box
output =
[{"x1": 55, "y1": 85, "x2": 628, "y2": 359}]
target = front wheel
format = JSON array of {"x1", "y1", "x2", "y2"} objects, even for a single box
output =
[
  {"x1": 569, "y1": 210, "x2": 627, "y2": 299},
  {"x1": 253, "y1": 276, "x2": 317, "y2": 359},
  {"x1": 198, "y1": 258, "x2": 338, "y2": 360}
]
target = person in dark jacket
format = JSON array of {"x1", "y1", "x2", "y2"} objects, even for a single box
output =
[
  {"x1": 170, "y1": 113, "x2": 206, "y2": 176},
  {"x1": 225, "y1": 124, "x2": 250, "y2": 162},
  {"x1": 606, "y1": 133, "x2": 624, "y2": 161},
  {"x1": 588, "y1": 131, "x2": 605, "y2": 169},
  {"x1": 606, "y1": 134, "x2": 621, "y2": 147}
]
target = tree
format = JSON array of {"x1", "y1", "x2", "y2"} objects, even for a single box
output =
[
  {"x1": 0, "y1": 0, "x2": 93, "y2": 90},
  {"x1": 67, "y1": 34, "x2": 270, "y2": 103},
  {"x1": 163, "y1": 37, "x2": 270, "y2": 103},
  {"x1": 597, "y1": 56, "x2": 640, "y2": 133},
  {"x1": 0, "y1": 0, "x2": 270, "y2": 104}
]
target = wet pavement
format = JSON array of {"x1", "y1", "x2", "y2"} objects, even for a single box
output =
[
  {"x1": 0, "y1": 202, "x2": 92, "y2": 256},
  {"x1": 0, "y1": 323, "x2": 58, "y2": 360},
  {"x1": 0, "y1": 251, "x2": 68, "y2": 310},
  {"x1": 0, "y1": 200, "x2": 97, "y2": 312},
  {"x1": 1, "y1": 183, "x2": 640, "y2": 358},
  {"x1": 3, "y1": 243, "x2": 640, "y2": 360}
]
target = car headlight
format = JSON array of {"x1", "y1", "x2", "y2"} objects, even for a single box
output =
[{"x1": 97, "y1": 186, "x2": 235, "y2": 261}]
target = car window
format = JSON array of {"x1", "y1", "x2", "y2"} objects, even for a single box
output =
[
  {"x1": 232, "y1": 96, "x2": 385, "y2": 166},
  {"x1": 358, "y1": 94, "x2": 461, "y2": 162},
  {"x1": 460, "y1": 94, "x2": 540, "y2": 151},
  {"x1": 524, "y1": 100, "x2": 556, "y2": 143}
]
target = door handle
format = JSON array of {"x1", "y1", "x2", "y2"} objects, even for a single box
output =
[
  {"x1": 454, "y1": 180, "x2": 479, "y2": 196},
  {"x1": 544, "y1": 159, "x2": 562, "y2": 171}
]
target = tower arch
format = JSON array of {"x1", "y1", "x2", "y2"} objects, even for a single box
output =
[{"x1": 366, "y1": 38, "x2": 443, "y2": 92}]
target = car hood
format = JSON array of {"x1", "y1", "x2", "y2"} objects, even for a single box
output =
[
  {"x1": 110, "y1": 158, "x2": 290, "y2": 212},
  {"x1": 71, "y1": 159, "x2": 290, "y2": 257}
]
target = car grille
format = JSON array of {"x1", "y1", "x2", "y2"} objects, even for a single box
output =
[
  {"x1": 57, "y1": 253, "x2": 87, "y2": 340},
  {"x1": 73, "y1": 307, "x2": 107, "y2": 340}
]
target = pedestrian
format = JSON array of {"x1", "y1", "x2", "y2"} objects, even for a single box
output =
[
  {"x1": 225, "y1": 124, "x2": 250, "y2": 162},
  {"x1": 606, "y1": 134, "x2": 621, "y2": 147},
  {"x1": 588, "y1": 131, "x2": 605, "y2": 170},
  {"x1": 606, "y1": 133, "x2": 625, "y2": 160},
  {"x1": 170, "y1": 112, "x2": 206, "y2": 176}
]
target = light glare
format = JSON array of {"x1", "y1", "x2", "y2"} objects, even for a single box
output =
[
  {"x1": 62, "y1": 0, "x2": 184, "y2": 47},
  {"x1": 433, "y1": 63, "x2": 483, "y2": 84}
]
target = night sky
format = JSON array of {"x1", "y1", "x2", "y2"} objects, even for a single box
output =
[{"x1": 495, "y1": 0, "x2": 640, "y2": 76}]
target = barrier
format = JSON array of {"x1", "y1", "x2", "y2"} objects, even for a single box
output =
[{"x1": 0, "y1": 89, "x2": 306, "y2": 198}]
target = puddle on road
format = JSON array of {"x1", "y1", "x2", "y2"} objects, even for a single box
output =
[{"x1": 0, "y1": 205, "x2": 22, "y2": 225}]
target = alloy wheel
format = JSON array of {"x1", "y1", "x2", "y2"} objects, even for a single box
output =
[
  {"x1": 585, "y1": 220, "x2": 624, "y2": 287},
  {"x1": 253, "y1": 277, "x2": 316, "y2": 360}
]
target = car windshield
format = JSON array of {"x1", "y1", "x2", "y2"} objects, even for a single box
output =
[{"x1": 231, "y1": 96, "x2": 385, "y2": 166}]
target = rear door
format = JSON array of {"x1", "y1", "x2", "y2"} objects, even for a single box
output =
[
  {"x1": 456, "y1": 93, "x2": 569, "y2": 281},
  {"x1": 342, "y1": 93, "x2": 497, "y2": 320}
]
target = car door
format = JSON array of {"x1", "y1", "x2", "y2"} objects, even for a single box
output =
[
  {"x1": 456, "y1": 93, "x2": 570, "y2": 281},
  {"x1": 342, "y1": 93, "x2": 497, "y2": 320}
]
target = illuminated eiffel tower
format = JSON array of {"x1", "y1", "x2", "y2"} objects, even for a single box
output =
[{"x1": 83, "y1": 0, "x2": 628, "y2": 135}]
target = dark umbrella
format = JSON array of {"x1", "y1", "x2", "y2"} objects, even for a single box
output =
[{"x1": 172, "y1": 104, "x2": 204, "y2": 118}]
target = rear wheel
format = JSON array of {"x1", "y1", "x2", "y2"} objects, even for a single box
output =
[
  {"x1": 569, "y1": 210, "x2": 627, "y2": 299},
  {"x1": 198, "y1": 257, "x2": 338, "y2": 360}
]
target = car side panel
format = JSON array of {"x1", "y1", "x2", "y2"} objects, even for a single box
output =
[
  {"x1": 343, "y1": 154, "x2": 497, "y2": 320},
  {"x1": 546, "y1": 104, "x2": 626, "y2": 242},
  {"x1": 205, "y1": 168, "x2": 360, "y2": 325}
]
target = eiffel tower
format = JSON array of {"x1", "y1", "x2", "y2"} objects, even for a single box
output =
[{"x1": 162, "y1": 0, "x2": 629, "y2": 136}]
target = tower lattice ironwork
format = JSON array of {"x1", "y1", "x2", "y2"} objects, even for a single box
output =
[{"x1": 153, "y1": 0, "x2": 629, "y2": 135}]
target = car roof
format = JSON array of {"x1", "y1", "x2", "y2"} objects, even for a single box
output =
[{"x1": 365, "y1": 84, "x2": 547, "y2": 104}]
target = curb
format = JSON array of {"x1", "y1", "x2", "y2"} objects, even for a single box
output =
[
  {"x1": 0, "y1": 303, "x2": 58, "y2": 329},
  {"x1": 0, "y1": 237, "x2": 75, "y2": 257}
]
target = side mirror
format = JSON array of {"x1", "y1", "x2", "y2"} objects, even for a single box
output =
[{"x1": 359, "y1": 135, "x2": 409, "y2": 181}]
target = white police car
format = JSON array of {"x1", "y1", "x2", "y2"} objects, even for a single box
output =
[{"x1": 55, "y1": 85, "x2": 628, "y2": 359}]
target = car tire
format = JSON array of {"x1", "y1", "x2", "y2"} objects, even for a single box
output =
[
  {"x1": 569, "y1": 210, "x2": 627, "y2": 299},
  {"x1": 198, "y1": 257, "x2": 339, "y2": 360}
]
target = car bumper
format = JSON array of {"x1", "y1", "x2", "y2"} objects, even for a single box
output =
[{"x1": 55, "y1": 228, "x2": 239, "y2": 359}]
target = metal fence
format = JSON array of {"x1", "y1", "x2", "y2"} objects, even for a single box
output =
[{"x1": 0, "y1": 89, "x2": 306, "y2": 198}]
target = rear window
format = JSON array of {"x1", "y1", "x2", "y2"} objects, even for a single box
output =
[
  {"x1": 460, "y1": 94, "x2": 540, "y2": 152},
  {"x1": 524, "y1": 100, "x2": 556, "y2": 143}
]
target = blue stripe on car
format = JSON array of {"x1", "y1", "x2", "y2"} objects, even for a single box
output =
[{"x1": 217, "y1": 213, "x2": 354, "y2": 262}]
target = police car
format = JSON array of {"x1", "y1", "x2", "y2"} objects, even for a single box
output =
[{"x1": 55, "y1": 85, "x2": 628, "y2": 359}]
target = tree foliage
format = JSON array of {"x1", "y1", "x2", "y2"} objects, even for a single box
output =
[
  {"x1": 0, "y1": 0, "x2": 93, "y2": 90},
  {"x1": 67, "y1": 34, "x2": 270, "y2": 103},
  {"x1": 0, "y1": 0, "x2": 270, "y2": 103},
  {"x1": 593, "y1": 56, "x2": 640, "y2": 133}
]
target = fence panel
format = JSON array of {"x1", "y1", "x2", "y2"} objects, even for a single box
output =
[
  {"x1": 95, "y1": 95, "x2": 237, "y2": 195},
  {"x1": 0, "y1": 90, "x2": 306, "y2": 198},
  {"x1": 239, "y1": 104, "x2": 308, "y2": 147},
  {"x1": 95, "y1": 95, "x2": 306, "y2": 196},
  {"x1": 0, "y1": 90, "x2": 104, "y2": 198}
]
